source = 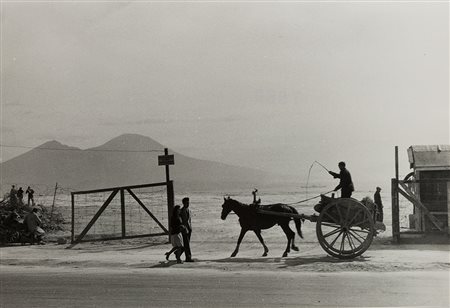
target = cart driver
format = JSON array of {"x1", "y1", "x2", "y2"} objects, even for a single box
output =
[{"x1": 329, "y1": 161, "x2": 354, "y2": 198}]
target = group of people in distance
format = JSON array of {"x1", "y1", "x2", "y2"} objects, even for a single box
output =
[
  {"x1": 328, "y1": 161, "x2": 383, "y2": 222},
  {"x1": 5, "y1": 185, "x2": 44, "y2": 244},
  {"x1": 8, "y1": 185, "x2": 35, "y2": 207},
  {"x1": 165, "y1": 197, "x2": 193, "y2": 264}
]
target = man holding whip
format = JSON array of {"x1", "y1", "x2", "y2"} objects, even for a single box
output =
[{"x1": 328, "y1": 161, "x2": 354, "y2": 198}]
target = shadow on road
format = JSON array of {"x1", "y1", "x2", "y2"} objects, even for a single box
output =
[
  {"x1": 69, "y1": 241, "x2": 168, "y2": 253},
  {"x1": 195, "y1": 254, "x2": 370, "y2": 267},
  {"x1": 373, "y1": 234, "x2": 450, "y2": 246},
  {"x1": 210, "y1": 256, "x2": 285, "y2": 264},
  {"x1": 279, "y1": 255, "x2": 369, "y2": 268},
  {"x1": 147, "y1": 261, "x2": 186, "y2": 268}
]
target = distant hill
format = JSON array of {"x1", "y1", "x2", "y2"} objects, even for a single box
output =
[{"x1": 0, "y1": 134, "x2": 295, "y2": 194}]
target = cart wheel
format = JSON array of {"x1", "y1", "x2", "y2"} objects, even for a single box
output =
[{"x1": 316, "y1": 198, "x2": 374, "y2": 259}]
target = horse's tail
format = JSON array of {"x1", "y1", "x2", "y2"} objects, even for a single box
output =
[{"x1": 289, "y1": 206, "x2": 303, "y2": 239}]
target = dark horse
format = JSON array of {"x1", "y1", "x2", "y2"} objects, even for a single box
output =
[{"x1": 221, "y1": 197, "x2": 303, "y2": 258}]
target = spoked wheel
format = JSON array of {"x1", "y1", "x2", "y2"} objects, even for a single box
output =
[{"x1": 316, "y1": 198, "x2": 375, "y2": 259}]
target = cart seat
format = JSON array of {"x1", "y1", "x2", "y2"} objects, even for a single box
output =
[{"x1": 313, "y1": 194, "x2": 334, "y2": 213}]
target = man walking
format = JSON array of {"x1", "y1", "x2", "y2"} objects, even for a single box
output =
[
  {"x1": 329, "y1": 161, "x2": 354, "y2": 198},
  {"x1": 180, "y1": 197, "x2": 193, "y2": 262},
  {"x1": 374, "y1": 187, "x2": 384, "y2": 222}
]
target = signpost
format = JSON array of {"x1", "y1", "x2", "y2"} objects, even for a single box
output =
[
  {"x1": 158, "y1": 148, "x2": 174, "y2": 182},
  {"x1": 159, "y1": 148, "x2": 175, "y2": 240},
  {"x1": 158, "y1": 154, "x2": 174, "y2": 166}
]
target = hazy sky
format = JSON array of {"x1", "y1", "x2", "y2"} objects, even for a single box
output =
[{"x1": 1, "y1": 1, "x2": 449, "y2": 189}]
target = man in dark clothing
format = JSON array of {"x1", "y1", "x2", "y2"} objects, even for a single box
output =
[
  {"x1": 180, "y1": 197, "x2": 193, "y2": 262},
  {"x1": 17, "y1": 187, "x2": 24, "y2": 204},
  {"x1": 26, "y1": 186, "x2": 35, "y2": 206},
  {"x1": 24, "y1": 208, "x2": 45, "y2": 244},
  {"x1": 329, "y1": 161, "x2": 354, "y2": 198},
  {"x1": 374, "y1": 187, "x2": 384, "y2": 222},
  {"x1": 9, "y1": 185, "x2": 17, "y2": 206}
]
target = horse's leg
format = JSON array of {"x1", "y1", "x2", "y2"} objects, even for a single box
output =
[
  {"x1": 280, "y1": 223, "x2": 295, "y2": 257},
  {"x1": 291, "y1": 228, "x2": 299, "y2": 252},
  {"x1": 254, "y1": 230, "x2": 269, "y2": 257},
  {"x1": 231, "y1": 228, "x2": 247, "y2": 257}
]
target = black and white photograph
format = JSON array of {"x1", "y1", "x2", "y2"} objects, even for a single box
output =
[{"x1": 0, "y1": 0, "x2": 449, "y2": 307}]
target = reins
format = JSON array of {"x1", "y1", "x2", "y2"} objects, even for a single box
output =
[
  {"x1": 284, "y1": 190, "x2": 335, "y2": 205},
  {"x1": 224, "y1": 188, "x2": 335, "y2": 211}
]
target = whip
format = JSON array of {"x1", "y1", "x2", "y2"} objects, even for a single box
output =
[
  {"x1": 305, "y1": 161, "x2": 331, "y2": 200},
  {"x1": 286, "y1": 189, "x2": 335, "y2": 205},
  {"x1": 314, "y1": 161, "x2": 330, "y2": 172}
]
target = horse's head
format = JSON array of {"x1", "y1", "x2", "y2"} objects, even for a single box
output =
[{"x1": 221, "y1": 196, "x2": 234, "y2": 220}]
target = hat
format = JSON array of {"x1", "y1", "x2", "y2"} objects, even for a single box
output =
[{"x1": 376, "y1": 187, "x2": 381, "y2": 190}]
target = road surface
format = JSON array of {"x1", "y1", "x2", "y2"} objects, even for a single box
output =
[{"x1": 0, "y1": 266, "x2": 448, "y2": 307}]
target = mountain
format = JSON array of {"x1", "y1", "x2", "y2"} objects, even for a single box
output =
[{"x1": 0, "y1": 134, "x2": 294, "y2": 193}]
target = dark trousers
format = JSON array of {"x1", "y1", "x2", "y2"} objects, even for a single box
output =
[
  {"x1": 376, "y1": 208, "x2": 384, "y2": 222},
  {"x1": 341, "y1": 188, "x2": 352, "y2": 198},
  {"x1": 182, "y1": 231, "x2": 192, "y2": 261}
]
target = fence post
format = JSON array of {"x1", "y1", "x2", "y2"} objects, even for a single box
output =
[
  {"x1": 120, "y1": 188, "x2": 126, "y2": 238},
  {"x1": 50, "y1": 182, "x2": 58, "y2": 223},
  {"x1": 391, "y1": 146, "x2": 401, "y2": 243},
  {"x1": 447, "y1": 182, "x2": 450, "y2": 235},
  {"x1": 71, "y1": 192, "x2": 75, "y2": 244},
  {"x1": 167, "y1": 180, "x2": 174, "y2": 242},
  {"x1": 391, "y1": 178, "x2": 400, "y2": 243}
]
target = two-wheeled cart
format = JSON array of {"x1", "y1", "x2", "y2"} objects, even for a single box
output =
[{"x1": 258, "y1": 197, "x2": 375, "y2": 259}]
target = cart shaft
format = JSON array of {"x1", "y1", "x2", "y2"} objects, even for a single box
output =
[{"x1": 257, "y1": 209, "x2": 317, "y2": 222}]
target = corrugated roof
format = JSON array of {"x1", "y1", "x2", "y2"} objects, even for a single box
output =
[{"x1": 408, "y1": 145, "x2": 450, "y2": 169}]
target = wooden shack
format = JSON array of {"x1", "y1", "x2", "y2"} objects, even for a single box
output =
[{"x1": 406, "y1": 145, "x2": 450, "y2": 233}]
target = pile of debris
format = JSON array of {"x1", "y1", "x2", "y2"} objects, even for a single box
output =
[{"x1": 0, "y1": 196, "x2": 65, "y2": 244}]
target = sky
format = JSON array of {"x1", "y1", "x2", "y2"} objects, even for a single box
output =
[{"x1": 1, "y1": 1, "x2": 449, "y2": 190}]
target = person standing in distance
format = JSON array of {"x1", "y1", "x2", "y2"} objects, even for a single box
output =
[
  {"x1": 26, "y1": 186, "x2": 35, "y2": 206},
  {"x1": 17, "y1": 187, "x2": 24, "y2": 205},
  {"x1": 329, "y1": 161, "x2": 354, "y2": 198},
  {"x1": 9, "y1": 185, "x2": 17, "y2": 206},
  {"x1": 374, "y1": 187, "x2": 384, "y2": 222},
  {"x1": 180, "y1": 197, "x2": 193, "y2": 262}
]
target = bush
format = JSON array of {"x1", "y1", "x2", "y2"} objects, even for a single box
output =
[{"x1": 0, "y1": 198, "x2": 65, "y2": 244}]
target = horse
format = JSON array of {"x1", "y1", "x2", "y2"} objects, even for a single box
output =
[{"x1": 221, "y1": 197, "x2": 303, "y2": 258}]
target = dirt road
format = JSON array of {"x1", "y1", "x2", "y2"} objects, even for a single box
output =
[
  {"x1": 1, "y1": 266, "x2": 448, "y2": 307},
  {"x1": 1, "y1": 238, "x2": 449, "y2": 307}
]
